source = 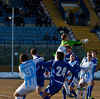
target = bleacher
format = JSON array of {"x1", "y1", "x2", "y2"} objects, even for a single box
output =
[
  {"x1": 0, "y1": 0, "x2": 100, "y2": 72},
  {"x1": 0, "y1": 26, "x2": 61, "y2": 45}
]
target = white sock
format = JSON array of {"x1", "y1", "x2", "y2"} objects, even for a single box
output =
[
  {"x1": 76, "y1": 90, "x2": 80, "y2": 98},
  {"x1": 15, "y1": 96, "x2": 22, "y2": 99},
  {"x1": 64, "y1": 81, "x2": 70, "y2": 94}
]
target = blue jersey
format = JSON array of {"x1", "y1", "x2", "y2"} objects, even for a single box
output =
[
  {"x1": 65, "y1": 52, "x2": 79, "y2": 63},
  {"x1": 68, "y1": 60, "x2": 81, "y2": 79},
  {"x1": 32, "y1": 55, "x2": 47, "y2": 87},
  {"x1": 40, "y1": 60, "x2": 75, "y2": 87},
  {"x1": 36, "y1": 62, "x2": 50, "y2": 81},
  {"x1": 19, "y1": 60, "x2": 37, "y2": 86}
]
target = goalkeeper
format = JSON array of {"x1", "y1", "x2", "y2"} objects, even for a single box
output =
[{"x1": 54, "y1": 33, "x2": 88, "y2": 61}]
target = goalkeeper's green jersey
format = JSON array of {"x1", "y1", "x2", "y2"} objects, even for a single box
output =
[{"x1": 61, "y1": 40, "x2": 83, "y2": 47}]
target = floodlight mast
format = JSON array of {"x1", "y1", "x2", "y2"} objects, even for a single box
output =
[{"x1": 11, "y1": 8, "x2": 14, "y2": 73}]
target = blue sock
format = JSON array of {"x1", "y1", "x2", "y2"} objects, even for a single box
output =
[
  {"x1": 44, "y1": 96, "x2": 50, "y2": 99},
  {"x1": 22, "y1": 95, "x2": 26, "y2": 99},
  {"x1": 89, "y1": 85, "x2": 93, "y2": 97},
  {"x1": 86, "y1": 86, "x2": 89, "y2": 98},
  {"x1": 40, "y1": 92, "x2": 43, "y2": 96},
  {"x1": 62, "y1": 88, "x2": 66, "y2": 99},
  {"x1": 71, "y1": 90, "x2": 77, "y2": 97}
]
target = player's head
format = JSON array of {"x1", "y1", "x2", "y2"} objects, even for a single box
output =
[
  {"x1": 61, "y1": 33, "x2": 69, "y2": 41},
  {"x1": 65, "y1": 45, "x2": 72, "y2": 53},
  {"x1": 91, "y1": 50, "x2": 97, "y2": 58},
  {"x1": 20, "y1": 54, "x2": 28, "y2": 63},
  {"x1": 70, "y1": 53, "x2": 75, "y2": 61},
  {"x1": 87, "y1": 52, "x2": 92, "y2": 61},
  {"x1": 87, "y1": 51, "x2": 91, "y2": 57},
  {"x1": 30, "y1": 48, "x2": 37, "y2": 55},
  {"x1": 57, "y1": 52, "x2": 64, "y2": 61}
]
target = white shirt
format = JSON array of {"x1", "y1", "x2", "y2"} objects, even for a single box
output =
[
  {"x1": 32, "y1": 55, "x2": 44, "y2": 64},
  {"x1": 80, "y1": 60, "x2": 93, "y2": 81},
  {"x1": 55, "y1": 45, "x2": 66, "y2": 61}
]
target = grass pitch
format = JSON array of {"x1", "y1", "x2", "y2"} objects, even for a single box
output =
[{"x1": 0, "y1": 79, "x2": 100, "y2": 99}]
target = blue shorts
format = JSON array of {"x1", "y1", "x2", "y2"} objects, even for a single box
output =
[
  {"x1": 70, "y1": 82, "x2": 75, "y2": 87},
  {"x1": 37, "y1": 79, "x2": 44, "y2": 87},
  {"x1": 45, "y1": 83, "x2": 62, "y2": 95}
]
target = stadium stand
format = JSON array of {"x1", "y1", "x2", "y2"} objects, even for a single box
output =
[{"x1": 0, "y1": 0, "x2": 100, "y2": 72}]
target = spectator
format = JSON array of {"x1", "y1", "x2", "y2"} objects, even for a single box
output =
[
  {"x1": 58, "y1": 26, "x2": 64, "y2": 34},
  {"x1": 69, "y1": 10, "x2": 74, "y2": 25},
  {"x1": 53, "y1": 34, "x2": 58, "y2": 44},
  {"x1": 80, "y1": 12, "x2": 87, "y2": 26},
  {"x1": 74, "y1": 11, "x2": 80, "y2": 25},
  {"x1": 19, "y1": 16, "x2": 25, "y2": 27},
  {"x1": 64, "y1": 26, "x2": 69, "y2": 33},
  {"x1": 44, "y1": 33, "x2": 51, "y2": 44},
  {"x1": 65, "y1": 11, "x2": 69, "y2": 24}
]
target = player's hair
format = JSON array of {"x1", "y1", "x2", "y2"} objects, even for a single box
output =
[
  {"x1": 87, "y1": 51, "x2": 91, "y2": 54},
  {"x1": 30, "y1": 48, "x2": 37, "y2": 55},
  {"x1": 61, "y1": 33, "x2": 68, "y2": 40},
  {"x1": 70, "y1": 53, "x2": 75, "y2": 56},
  {"x1": 57, "y1": 52, "x2": 64, "y2": 61},
  {"x1": 20, "y1": 54, "x2": 28, "y2": 63},
  {"x1": 88, "y1": 54, "x2": 92, "y2": 58},
  {"x1": 65, "y1": 44, "x2": 72, "y2": 49},
  {"x1": 91, "y1": 50, "x2": 97, "y2": 55}
]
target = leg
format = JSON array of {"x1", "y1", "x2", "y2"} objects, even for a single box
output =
[
  {"x1": 89, "y1": 81, "x2": 94, "y2": 97},
  {"x1": 36, "y1": 86, "x2": 42, "y2": 95},
  {"x1": 14, "y1": 92, "x2": 23, "y2": 99},
  {"x1": 86, "y1": 85, "x2": 89, "y2": 98},
  {"x1": 69, "y1": 83, "x2": 77, "y2": 98},
  {"x1": 62, "y1": 87, "x2": 66, "y2": 99}
]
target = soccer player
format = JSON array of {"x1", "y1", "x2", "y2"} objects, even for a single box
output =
[
  {"x1": 55, "y1": 33, "x2": 84, "y2": 61},
  {"x1": 77, "y1": 52, "x2": 94, "y2": 99},
  {"x1": 30, "y1": 48, "x2": 49, "y2": 97},
  {"x1": 13, "y1": 54, "x2": 37, "y2": 99},
  {"x1": 62, "y1": 45, "x2": 79, "y2": 99},
  {"x1": 54, "y1": 33, "x2": 69, "y2": 61},
  {"x1": 65, "y1": 45, "x2": 79, "y2": 63},
  {"x1": 86, "y1": 50, "x2": 98, "y2": 99},
  {"x1": 68, "y1": 53, "x2": 81, "y2": 99},
  {"x1": 39, "y1": 52, "x2": 76, "y2": 99}
]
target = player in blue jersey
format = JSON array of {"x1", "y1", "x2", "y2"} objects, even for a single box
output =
[
  {"x1": 65, "y1": 45, "x2": 79, "y2": 63},
  {"x1": 68, "y1": 53, "x2": 81, "y2": 99},
  {"x1": 62, "y1": 45, "x2": 79, "y2": 99},
  {"x1": 39, "y1": 52, "x2": 76, "y2": 99},
  {"x1": 30, "y1": 48, "x2": 50, "y2": 97},
  {"x1": 13, "y1": 54, "x2": 37, "y2": 99},
  {"x1": 86, "y1": 50, "x2": 98, "y2": 99},
  {"x1": 30, "y1": 48, "x2": 44, "y2": 64}
]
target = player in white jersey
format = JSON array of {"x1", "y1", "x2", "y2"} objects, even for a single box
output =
[
  {"x1": 13, "y1": 54, "x2": 37, "y2": 99},
  {"x1": 77, "y1": 52, "x2": 93, "y2": 99},
  {"x1": 86, "y1": 50, "x2": 98, "y2": 99}
]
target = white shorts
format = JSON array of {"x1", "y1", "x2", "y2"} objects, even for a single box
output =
[
  {"x1": 78, "y1": 78, "x2": 91, "y2": 85},
  {"x1": 16, "y1": 83, "x2": 36, "y2": 95}
]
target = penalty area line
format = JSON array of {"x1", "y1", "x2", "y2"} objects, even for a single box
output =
[{"x1": 0, "y1": 93, "x2": 12, "y2": 98}]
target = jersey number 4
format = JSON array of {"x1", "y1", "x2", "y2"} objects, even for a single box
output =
[{"x1": 56, "y1": 66, "x2": 67, "y2": 77}]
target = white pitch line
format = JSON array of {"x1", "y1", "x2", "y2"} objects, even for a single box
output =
[{"x1": 0, "y1": 93, "x2": 12, "y2": 98}]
